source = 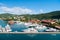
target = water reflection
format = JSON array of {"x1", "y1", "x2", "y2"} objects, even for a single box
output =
[
  {"x1": 10, "y1": 23, "x2": 28, "y2": 32},
  {"x1": 0, "y1": 34, "x2": 59, "y2": 40}
]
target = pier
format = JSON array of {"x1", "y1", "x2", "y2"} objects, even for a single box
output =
[{"x1": 0, "y1": 32, "x2": 60, "y2": 34}]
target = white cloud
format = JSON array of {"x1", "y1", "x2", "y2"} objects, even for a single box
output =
[
  {"x1": 39, "y1": 9, "x2": 44, "y2": 13},
  {"x1": 0, "y1": 3, "x2": 45, "y2": 14},
  {"x1": 0, "y1": 6, "x2": 34, "y2": 15}
]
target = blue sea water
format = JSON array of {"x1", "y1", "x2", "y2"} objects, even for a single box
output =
[
  {"x1": 10, "y1": 23, "x2": 27, "y2": 32},
  {"x1": 0, "y1": 20, "x2": 7, "y2": 27},
  {"x1": 0, "y1": 20, "x2": 60, "y2": 40},
  {"x1": 0, "y1": 34, "x2": 60, "y2": 40}
]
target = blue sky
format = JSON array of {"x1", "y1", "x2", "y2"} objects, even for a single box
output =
[{"x1": 0, "y1": 0, "x2": 60, "y2": 14}]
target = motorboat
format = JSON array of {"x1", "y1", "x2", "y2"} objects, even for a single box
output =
[
  {"x1": 16, "y1": 21, "x2": 24, "y2": 25},
  {"x1": 2, "y1": 28, "x2": 6, "y2": 32},
  {"x1": 0, "y1": 25, "x2": 2, "y2": 32},
  {"x1": 46, "y1": 28, "x2": 60, "y2": 32},
  {"x1": 5, "y1": 24, "x2": 12, "y2": 32},
  {"x1": 23, "y1": 24, "x2": 38, "y2": 32},
  {"x1": 35, "y1": 25, "x2": 47, "y2": 32},
  {"x1": 23, "y1": 28, "x2": 38, "y2": 33},
  {"x1": 24, "y1": 22, "x2": 32, "y2": 28}
]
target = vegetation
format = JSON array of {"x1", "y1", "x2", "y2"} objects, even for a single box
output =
[{"x1": 0, "y1": 11, "x2": 60, "y2": 21}]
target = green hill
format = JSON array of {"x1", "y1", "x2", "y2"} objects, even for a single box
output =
[
  {"x1": 29, "y1": 11, "x2": 60, "y2": 20},
  {"x1": 0, "y1": 11, "x2": 60, "y2": 20}
]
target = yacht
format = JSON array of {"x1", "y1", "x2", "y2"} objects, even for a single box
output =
[
  {"x1": 23, "y1": 28, "x2": 38, "y2": 33},
  {"x1": 25, "y1": 23, "x2": 39, "y2": 28},
  {"x1": 16, "y1": 21, "x2": 24, "y2": 24},
  {"x1": 23, "y1": 24, "x2": 38, "y2": 32},
  {"x1": 5, "y1": 24, "x2": 12, "y2": 32},
  {"x1": 35, "y1": 25, "x2": 47, "y2": 32},
  {"x1": 46, "y1": 28, "x2": 60, "y2": 32},
  {"x1": 24, "y1": 22, "x2": 32, "y2": 28},
  {"x1": 2, "y1": 28, "x2": 6, "y2": 32},
  {"x1": 0, "y1": 25, "x2": 2, "y2": 32}
]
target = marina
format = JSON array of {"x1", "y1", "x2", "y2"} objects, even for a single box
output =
[
  {"x1": 0, "y1": 0, "x2": 60, "y2": 40},
  {"x1": 0, "y1": 32, "x2": 60, "y2": 34},
  {"x1": 0, "y1": 20, "x2": 60, "y2": 33}
]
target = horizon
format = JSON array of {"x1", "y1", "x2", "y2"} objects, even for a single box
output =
[{"x1": 0, "y1": 0, "x2": 60, "y2": 15}]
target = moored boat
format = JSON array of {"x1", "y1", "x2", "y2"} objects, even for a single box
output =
[{"x1": 5, "y1": 24, "x2": 12, "y2": 32}]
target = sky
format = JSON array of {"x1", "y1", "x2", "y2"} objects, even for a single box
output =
[{"x1": 0, "y1": 0, "x2": 60, "y2": 15}]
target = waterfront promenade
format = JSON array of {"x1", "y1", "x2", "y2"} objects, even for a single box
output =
[{"x1": 0, "y1": 32, "x2": 60, "y2": 34}]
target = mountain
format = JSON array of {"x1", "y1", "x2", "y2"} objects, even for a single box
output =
[
  {"x1": 0, "y1": 11, "x2": 60, "y2": 20},
  {"x1": 0, "y1": 13, "x2": 17, "y2": 18},
  {"x1": 29, "y1": 11, "x2": 60, "y2": 20}
]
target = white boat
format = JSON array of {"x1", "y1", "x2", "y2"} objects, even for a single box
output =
[
  {"x1": 46, "y1": 28, "x2": 59, "y2": 32},
  {"x1": 30, "y1": 23, "x2": 39, "y2": 26},
  {"x1": 0, "y1": 25, "x2": 2, "y2": 32},
  {"x1": 16, "y1": 21, "x2": 24, "y2": 24},
  {"x1": 24, "y1": 22, "x2": 32, "y2": 27},
  {"x1": 5, "y1": 24, "x2": 12, "y2": 32},
  {"x1": 23, "y1": 23, "x2": 39, "y2": 32},
  {"x1": 35, "y1": 25, "x2": 47, "y2": 32},
  {"x1": 2, "y1": 28, "x2": 6, "y2": 32},
  {"x1": 23, "y1": 28, "x2": 38, "y2": 33},
  {"x1": 23, "y1": 23, "x2": 38, "y2": 33}
]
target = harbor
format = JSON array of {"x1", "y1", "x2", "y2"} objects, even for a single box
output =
[
  {"x1": 0, "y1": 0, "x2": 60, "y2": 40},
  {"x1": 0, "y1": 19, "x2": 60, "y2": 33}
]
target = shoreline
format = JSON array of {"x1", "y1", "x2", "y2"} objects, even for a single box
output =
[{"x1": 0, "y1": 32, "x2": 60, "y2": 34}]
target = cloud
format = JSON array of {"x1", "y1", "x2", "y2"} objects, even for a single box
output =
[
  {"x1": 0, "y1": 3, "x2": 44, "y2": 14},
  {"x1": 0, "y1": 6, "x2": 34, "y2": 15},
  {"x1": 39, "y1": 9, "x2": 44, "y2": 13}
]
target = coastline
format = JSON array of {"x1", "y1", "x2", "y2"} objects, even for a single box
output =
[{"x1": 0, "y1": 32, "x2": 60, "y2": 34}]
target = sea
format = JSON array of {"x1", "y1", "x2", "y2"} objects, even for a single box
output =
[{"x1": 0, "y1": 20, "x2": 60, "y2": 40}]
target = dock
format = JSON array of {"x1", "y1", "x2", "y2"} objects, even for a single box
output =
[{"x1": 0, "y1": 32, "x2": 60, "y2": 34}]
